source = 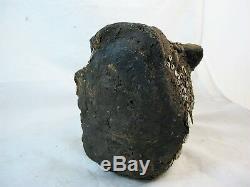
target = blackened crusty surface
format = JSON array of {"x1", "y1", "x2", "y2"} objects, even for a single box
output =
[{"x1": 74, "y1": 22, "x2": 203, "y2": 179}]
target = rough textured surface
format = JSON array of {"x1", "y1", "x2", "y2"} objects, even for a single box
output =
[{"x1": 74, "y1": 22, "x2": 203, "y2": 179}]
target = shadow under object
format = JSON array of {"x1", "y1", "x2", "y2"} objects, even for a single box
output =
[{"x1": 74, "y1": 22, "x2": 203, "y2": 179}]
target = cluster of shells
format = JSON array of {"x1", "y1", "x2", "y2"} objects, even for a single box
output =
[{"x1": 164, "y1": 48, "x2": 194, "y2": 123}]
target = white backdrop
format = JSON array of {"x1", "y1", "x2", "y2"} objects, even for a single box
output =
[
  {"x1": 1, "y1": 0, "x2": 250, "y2": 187},
  {"x1": 202, "y1": 0, "x2": 250, "y2": 109}
]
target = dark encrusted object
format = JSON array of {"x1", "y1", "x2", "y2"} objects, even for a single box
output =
[{"x1": 74, "y1": 22, "x2": 203, "y2": 179}]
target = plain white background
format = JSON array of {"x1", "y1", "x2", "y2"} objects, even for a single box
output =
[
  {"x1": 202, "y1": 0, "x2": 250, "y2": 109},
  {"x1": 1, "y1": 0, "x2": 250, "y2": 187}
]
